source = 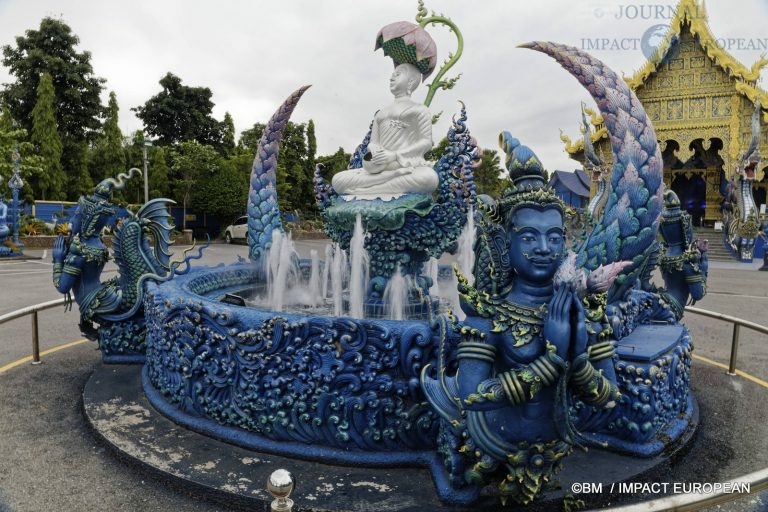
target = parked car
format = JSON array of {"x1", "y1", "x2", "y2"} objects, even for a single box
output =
[{"x1": 223, "y1": 216, "x2": 248, "y2": 244}]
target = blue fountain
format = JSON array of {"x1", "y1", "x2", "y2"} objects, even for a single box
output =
[{"x1": 59, "y1": 8, "x2": 708, "y2": 508}]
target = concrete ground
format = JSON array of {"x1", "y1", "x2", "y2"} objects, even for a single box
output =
[{"x1": 0, "y1": 241, "x2": 766, "y2": 511}]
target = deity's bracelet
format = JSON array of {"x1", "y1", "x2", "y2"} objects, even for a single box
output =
[
  {"x1": 587, "y1": 341, "x2": 615, "y2": 363},
  {"x1": 498, "y1": 351, "x2": 564, "y2": 405}
]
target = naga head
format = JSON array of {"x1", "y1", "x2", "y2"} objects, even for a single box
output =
[
  {"x1": 737, "y1": 99, "x2": 763, "y2": 182},
  {"x1": 74, "y1": 168, "x2": 140, "y2": 238},
  {"x1": 659, "y1": 189, "x2": 692, "y2": 248}
]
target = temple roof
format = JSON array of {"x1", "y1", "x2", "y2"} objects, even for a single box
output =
[
  {"x1": 549, "y1": 169, "x2": 590, "y2": 197},
  {"x1": 563, "y1": 0, "x2": 768, "y2": 156},
  {"x1": 626, "y1": 0, "x2": 768, "y2": 91}
]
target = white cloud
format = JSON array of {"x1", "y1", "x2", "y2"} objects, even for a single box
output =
[{"x1": 0, "y1": 0, "x2": 765, "y2": 173}]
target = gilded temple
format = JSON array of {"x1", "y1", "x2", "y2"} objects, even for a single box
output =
[{"x1": 562, "y1": 0, "x2": 768, "y2": 225}]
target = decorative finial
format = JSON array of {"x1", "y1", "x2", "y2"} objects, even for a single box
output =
[
  {"x1": 8, "y1": 144, "x2": 23, "y2": 190},
  {"x1": 267, "y1": 469, "x2": 294, "y2": 512}
]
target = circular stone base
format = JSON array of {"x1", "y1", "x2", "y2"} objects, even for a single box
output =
[{"x1": 83, "y1": 364, "x2": 698, "y2": 511}]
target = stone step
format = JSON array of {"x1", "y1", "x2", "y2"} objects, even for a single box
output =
[{"x1": 691, "y1": 229, "x2": 737, "y2": 261}]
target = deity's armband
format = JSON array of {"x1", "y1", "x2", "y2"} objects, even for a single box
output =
[
  {"x1": 62, "y1": 253, "x2": 83, "y2": 277},
  {"x1": 570, "y1": 352, "x2": 620, "y2": 407}
]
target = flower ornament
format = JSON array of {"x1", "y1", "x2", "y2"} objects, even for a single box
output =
[
  {"x1": 375, "y1": 21, "x2": 437, "y2": 80},
  {"x1": 554, "y1": 252, "x2": 587, "y2": 293},
  {"x1": 586, "y1": 260, "x2": 633, "y2": 293}
]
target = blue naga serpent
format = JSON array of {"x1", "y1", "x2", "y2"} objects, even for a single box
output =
[{"x1": 246, "y1": 85, "x2": 311, "y2": 262}]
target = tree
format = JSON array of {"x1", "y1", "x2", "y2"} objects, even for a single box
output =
[
  {"x1": 133, "y1": 72, "x2": 223, "y2": 148},
  {"x1": 305, "y1": 119, "x2": 317, "y2": 174},
  {"x1": 237, "y1": 123, "x2": 265, "y2": 154},
  {"x1": 149, "y1": 146, "x2": 170, "y2": 199},
  {"x1": 2, "y1": 17, "x2": 105, "y2": 196},
  {"x1": 237, "y1": 120, "x2": 315, "y2": 213},
  {"x1": 121, "y1": 131, "x2": 147, "y2": 204},
  {"x1": 68, "y1": 141, "x2": 93, "y2": 198},
  {"x1": 89, "y1": 91, "x2": 125, "y2": 184},
  {"x1": 315, "y1": 147, "x2": 351, "y2": 181},
  {"x1": 221, "y1": 112, "x2": 236, "y2": 156},
  {"x1": 426, "y1": 136, "x2": 450, "y2": 161},
  {"x1": 30, "y1": 73, "x2": 65, "y2": 200},
  {"x1": 192, "y1": 158, "x2": 249, "y2": 224},
  {"x1": 277, "y1": 122, "x2": 309, "y2": 213},
  {"x1": 473, "y1": 148, "x2": 508, "y2": 198},
  {"x1": 170, "y1": 141, "x2": 221, "y2": 229}
]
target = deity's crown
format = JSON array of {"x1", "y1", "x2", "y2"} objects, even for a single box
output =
[{"x1": 488, "y1": 132, "x2": 564, "y2": 224}]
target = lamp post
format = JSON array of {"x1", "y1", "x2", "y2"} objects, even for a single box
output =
[{"x1": 142, "y1": 140, "x2": 153, "y2": 204}]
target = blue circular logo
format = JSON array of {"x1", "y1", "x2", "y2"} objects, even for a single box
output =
[{"x1": 641, "y1": 24, "x2": 669, "y2": 60}]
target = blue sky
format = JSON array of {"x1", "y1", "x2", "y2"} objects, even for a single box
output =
[{"x1": 0, "y1": 0, "x2": 764, "y2": 171}]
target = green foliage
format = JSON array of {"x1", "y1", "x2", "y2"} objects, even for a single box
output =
[
  {"x1": 2, "y1": 17, "x2": 105, "y2": 142},
  {"x1": 2, "y1": 17, "x2": 105, "y2": 199},
  {"x1": 237, "y1": 123, "x2": 265, "y2": 153},
  {"x1": 133, "y1": 73, "x2": 224, "y2": 149},
  {"x1": 426, "y1": 136, "x2": 450, "y2": 161},
  {"x1": 221, "y1": 112, "x2": 236, "y2": 156},
  {"x1": 150, "y1": 146, "x2": 170, "y2": 199},
  {"x1": 120, "y1": 131, "x2": 147, "y2": 204},
  {"x1": 192, "y1": 157, "x2": 249, "y2": 224},
  {"x1": 306, "y1": 118, "x2": 317, "y2": 175},
  {"x1": 67, "y1": 141, "x2": 93, "y2": 198},
  {"x1": 89, "y1": 91, "x2": 125, "y2": 185},
  {"x1": 238, "y1": 120, "x2": 316, "y2": 213},
  {"x1": 170, "y1": 140, "x2": 221, "y2": 228},
  {"x1": 19, "y1": 215, "x2": 51, "y2": 236},
  {"x1": 30, "y1": 73, "x2": 65, "y2": 200},
  {"x1": 473, "y1": 148, "x2": 509, "y2": 198},
  {"x1": 315, "y1": 147, "x2": 352, "y2": 180}
]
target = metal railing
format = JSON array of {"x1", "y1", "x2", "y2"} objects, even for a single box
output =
[
  {"x1": 685, "y1": 305, "x2": 768, "y2": 375},
  {"x1": 0, "y1": 297, "x2": 66, "y2": 364},
  {"x1": 604, "y1": 467, "x2": 768, "y2": 511}
]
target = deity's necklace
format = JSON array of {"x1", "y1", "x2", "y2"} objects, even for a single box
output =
[{"x1": 492, "y1": 299, "x2": 546, "y2": 348}]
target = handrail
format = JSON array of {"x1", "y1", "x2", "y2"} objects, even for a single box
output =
[
  {"x1": 0, "y1": 297, "x2": 67, "y2": 363},
  {"x1": 603, "y1": 467, "x2": 768, "y2": 511},
  {"x1": 599, "y1": 305, "x2": 768, "y2": 512},
  {"x1": 685, "y1": 305, "x2": 768, "y2": 374}
]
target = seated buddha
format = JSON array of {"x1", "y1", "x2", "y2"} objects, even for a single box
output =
[{"x1": 332, "y1": 63, "x2": 438, "y2": 201}]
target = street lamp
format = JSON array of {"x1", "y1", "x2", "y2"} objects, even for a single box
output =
[{"x1": 142, "y1": 140, "x2": 153, "y2": 204}]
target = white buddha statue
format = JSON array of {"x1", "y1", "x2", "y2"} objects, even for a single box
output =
[{"x1": 332, "y1": 63, "x2": 438, "y2": 201}]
